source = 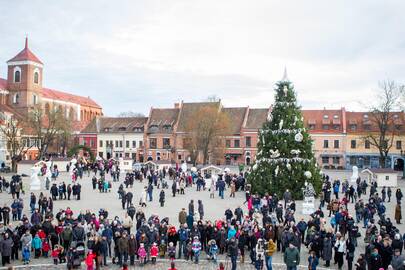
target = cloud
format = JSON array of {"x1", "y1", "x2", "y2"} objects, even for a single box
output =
[{"x1": 0, "y1": 0, "x2": 404, "y2": 115}]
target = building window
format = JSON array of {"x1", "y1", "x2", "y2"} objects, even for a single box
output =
[
  {"x1": 99, "y1": 140, "x2": 103, "y2": 147},
  {"x1": 14, "y1": 67, "x2": 21, "y2": 83},
  {"x1": 132, "y1": 141, "x2": 136, "y2": 148},
  {"x1": 333, "y1": 125, "x2": 340, "y2": 130},
  {"x1": 99, "y1": 152, "x2": 103, "y2": 158},
  {"x1": 119, "y1": 141, "x2": 123, "y2": 148},
  {"x1": 365, "y1": 140, "x2": 370, "y2": 149},
  {"x1": 149, "y1": 138, "x2": 157, "y2": 149},
  {"x1": 309, "y1": 124, "x2": 315, "y2": 130},
  {"x1": 178, "y1": 154, "x2": 182, "y2": 160},
  {"x1": 13, "y1": 93, "x2": 19, "y2": 104},
  {"x1": 349, "y1": 156, "x2": 356, "y2": 165},
  {"x1": 139, "y1": 141, "x2": 143, "y2": 147},
  {"x1": 33, "y1": 94, "x2": 38, "y2": 105},
  {"x1": 126, "y1": 141, "x2": 129, "y2": 148},
  {"x1": 132, "y1": 153, "x2": 136, "y2": 160},
  {"x1": 351, "y1": 140, "x2": 356, "y2": 149},
  {"x1": 322, "y1": 157, "x2": 329, "y2": 164},
  {"x1": 34, "y1": 71, "x2": 39, "y2": 84},
  {"x1": 226, "y1": 140, "x2": 231, "y2": 148},
  {"x1": 115, "y1": 141, "x2": 118, "y2": 148},
  {"x1": 234, "y1": 139, "x2": 240, "y2": 148},
  {"x1": 245, "y1": 136, "x2": 251, "y2": 147},
  {"x1": 396, "y1": 140, "x2": 402, "y2": 150},
  {"x1": 90, "y1": 139, "x2": 94, "y2": 147},
  {"x1": 323, "y1": 140, "x2": 329, "y2": 148},
  {"x1": 332, "y1": 157, "x2": 340, "y2": 164},
  {"x1": 363, "y1": 124, "x2": 371, "y2": 131},
  {"x1": 163, "y1": 138, "x2": 171, "y2": 149},
  {"x1": 322, "y1": 125, "x2": 329, "y2": 130},
  {"x1": 334, "y1": 140, "x2": 339, "y2": 149}
]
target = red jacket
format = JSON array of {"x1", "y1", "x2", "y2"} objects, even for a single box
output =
[{"x1": 150, "y1": 246, "x2": 159, "y2": 257}]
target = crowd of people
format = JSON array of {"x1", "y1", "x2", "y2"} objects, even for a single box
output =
[{"x1": 0, "y1": 159, "x2": 405, "y2": 270}]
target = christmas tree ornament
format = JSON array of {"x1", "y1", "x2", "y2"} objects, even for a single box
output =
[
  {"x1": 294, "y1": 132, "x2": 303, "y2": 142},
  {"x1": 286, "y1": 163, "x2": 291, "y2": 171},
  {"x1": 267, "y1": 111, "x2": 273, "y2": 122},
  {"x1": 304, "y1": 171, "x2": 312, "y2": 179},
  {"x1": 269, "y1": 149, "x2": 280, "y2": 159},
  {"x1": 283, "y1": 85, "x2": 288, "y2": 96},
  {"x1": 275, "y1": 165, "x2": 279, "y2": 176},
  {"x1": 279, "y1": 119, "x2": 284, "y2": 130}
]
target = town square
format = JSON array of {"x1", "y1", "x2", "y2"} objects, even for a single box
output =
[{"x1": 1, "y1": 1, "x2": 405, "y2": 270}]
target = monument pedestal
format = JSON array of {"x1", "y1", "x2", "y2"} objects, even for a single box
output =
[{"x1": 302, "y1": 196, "x2": 315, "y2": 215}]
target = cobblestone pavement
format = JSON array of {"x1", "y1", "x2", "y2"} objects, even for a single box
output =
[{"x1": 0, "y1": 169, "x2": 404, "y2": 269}]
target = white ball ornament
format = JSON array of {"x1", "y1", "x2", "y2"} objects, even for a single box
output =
[
  {"x1": 304, "y1": 171, "x2": 312, "y2": 179},
  {"x1": 286, "y1": 163, "x2": 291, "y2": 171},
  {"x1": 295, "y1": 132, "x2": 303, "y2": 142}
]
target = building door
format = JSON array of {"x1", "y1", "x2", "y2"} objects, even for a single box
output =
[
  {"x1": 246, "y1": 157, "x2": 251, "y2": 165},
  {"x1": 394, "y1": 158, "x2": 404, "y2": 171}
]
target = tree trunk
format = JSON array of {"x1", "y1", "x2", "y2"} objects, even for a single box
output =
[{"x1": 11, "y1": 159, "x2": 17, "y2": 173}]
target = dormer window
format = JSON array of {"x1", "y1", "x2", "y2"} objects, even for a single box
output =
[
  {"x1": 333, "y1": 115, "x2": 339, "y2": 119},
  {"x1": 13, "y1": 67, "x2": 21, "y2": 83},
  {"x1": 104, "y1": 128, "x2": 111, "y2": 132},
  {"x1": 149, "y1": 125, "x2": 159, "y2": 133},
  {"x1": 323, "y1": 115, "x2": 329, "y2": 119},
  {"x1": 363, "y1": 114, "x2": 369, "y2": 119},
  {"x1": 118, "y1": 127, "x2": 126, "y2": 131},
  {"x1": 162, "y1": 124, "x2": 172, "y2": 133}
]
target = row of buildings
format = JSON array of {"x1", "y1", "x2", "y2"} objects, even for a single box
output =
[
  {"x1": 78, "y1": 103, "x2": 405, "y2": 171},
  {"x1": 1, "y1": 39, "x2": 404, "y2": 172}
]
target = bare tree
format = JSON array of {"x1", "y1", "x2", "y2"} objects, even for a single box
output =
[
  {"x1": 117, "y1": 111, "x2": 145, "y2": 117},
  {"x1": 183, "y1": 105, "x2": 230, "y2": 165},
  {"x1": 0, "y1": 115, "x2": 34, "y2": 172},
  {"x1": 363, "y1": 80, "x2": 404, "y2": 167},
  {"x1": 27, "y1": 105, "x2": 70, "y2": 160}
]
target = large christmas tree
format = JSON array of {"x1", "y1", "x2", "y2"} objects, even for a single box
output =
[{"x1": 248, "y1": 72, "x2": 321, "y2": 199}]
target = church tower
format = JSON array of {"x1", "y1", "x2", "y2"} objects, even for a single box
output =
[{"x1": 6, "y1": 37, "x2": 43, "y2": 112}]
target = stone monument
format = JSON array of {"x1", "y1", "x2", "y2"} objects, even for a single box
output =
[
  {"x1": 350, "y1": 165, "x2": 359, "y2": 183},
  {"x1": 30, "y1": 162, "x2": 42, "y2": 191}
]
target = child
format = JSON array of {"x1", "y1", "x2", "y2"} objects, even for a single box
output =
[
  {"x1": 159, "y1": 239, "x2": 167, "y2": 258},
  {"x1": 51, "y1": 247, "x2": 59, "y2": 265},
  {"x1": 308, "y1": 250, "x2": 319, "y2": 270},
  {"x1": 159, "y1": 190, "x2": 165, "y2": 207},
  {"x1": 186, "y1": 241, "x2": 192, "y2": 261},
  {"x1": 85, "y1": 250, "x2": 95, "y2": 270},
  {"x1": 255, "y1": 254, "x2": 264, "y2": 269},
  {"x1": 168, "y1": 242, "x2": 176, "y2": 261},
  {"x1": 22, "y1": 246, "x2": 30, "y2": 265},
  {"x1": 191, "y1": 236, "x2": 201, "y2": 264},
  {"x1": 218, "y1": 262, "x2": 225, "y2": 270},
  {"x1": 150, "y1": 242, "x2": 159, "y2": 264},
  {"x1": 208, "y1": 239, "x2": 218, "y2": 264},
  {"x1": 168, "y1": 261, "x2": 177, "y2": 270},
  {"x1": 122, "y1": 263, "x2": 129, "y2": 270},
  {"x1": 42, "y1": 240, "x2": 50, "y2": 258},
  {"x1": 138, "y1": 243, "x2": 147, "y2": 266}
]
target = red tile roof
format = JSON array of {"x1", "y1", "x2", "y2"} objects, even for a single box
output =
[
  {"x1": 176, "y1": 102, "x2": 221, "y2": 132},
  {"x1": 223, "y1": 107, "x2": 247, "y2": 135},
  {"x1": 244, "y1": 108, "x2": 268, "y2": 129},
  {"x1": 42, "y1": 88, "x2": 101, "y2": 109},
  {"x1": 7, "y1": 38, "x2": 43, "y2": 64},
  {"x1": 302, "y1": 109, "x2": 344, "y2": 134}
]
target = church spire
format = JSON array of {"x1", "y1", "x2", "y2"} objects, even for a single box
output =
[
  {"x1": 25, "y1": 36, "x2": 28, "y2": 49},
  {"x1": 281, "y1": 66, "x2": 289, "y2": 82}
]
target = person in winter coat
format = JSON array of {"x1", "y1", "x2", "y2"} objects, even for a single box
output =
[
  {"x1": 308, "y1": 250, "x2": 319, "y2": 270},
  {"x1": 191, "y1": 236, "x2": 202, "y2": 264},
  {"x1": 178, "y1": 208, "x2": 187, "y2": 225},
  {"x1": 140, "y1": 188, "x2": 147, "y2": 207},
  {"x1": 138, "y1": 243, "x2": 147, "y2": 265},
  {"x1": 150, "y1": 243, "x2": 159, "y2": 264},
  {"x1": 128, "y1": 234, "x2": 137, "y2": 266},
  {"x1": 117, "y1": 232, "x2": 129, "y2": 266},
  {"x1": 159, "y1": 190, "x2": 165, "y2": 207},
  {"x1": 284, "y1": 243, "x2": 300, "y2": 270},
  {"x1": 198, "y1": 200, "x2": 204, "y2": 220},
  {"x1": 391, "y1": 249, "x2": 405, "y2": 270},
  {"x1": 322, "y1": 233, "x2": 333, "y2": 267},
  {"x1": 85, "y1": 250, "x2": 96, "y2": 270},
  {"x1": 265, "y1": 239, "x2": 276, "y2": 270},
  {"x1": 395, "y1": 203, "x2": 402, "y2": 224},
  {"x1": 32, "y1": 234, "x2": 42, "y2": 258},
  {"x1": 1, "y1": 233, "x2": 13, "y2": 266}
]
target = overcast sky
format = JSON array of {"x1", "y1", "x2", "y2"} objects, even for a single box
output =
[{"x1": 0, "y1": 0, "x2": 404, "y2": 116}]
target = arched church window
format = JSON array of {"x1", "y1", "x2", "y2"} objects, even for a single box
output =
[
  {"x1": 34, "y1": 72, "x2": 39, "y2": 84},
  {"x1": 14, "y1": 68, "x2": 21, "y2": 83}
]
